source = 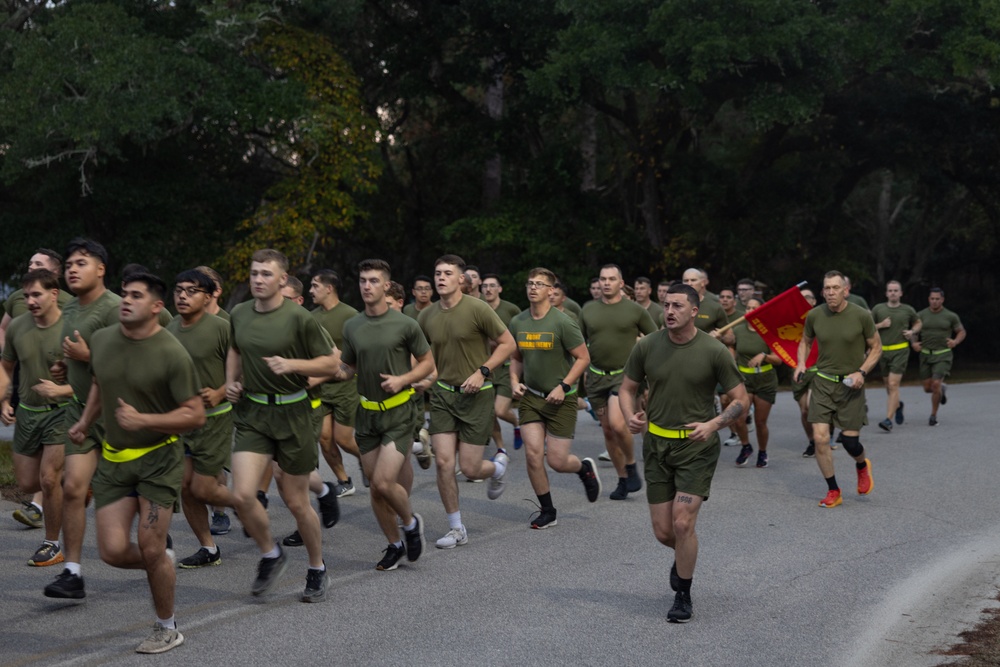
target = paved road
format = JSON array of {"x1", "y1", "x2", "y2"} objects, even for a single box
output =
[{"x1": 2, "y1": 382, "x2": 999, "y2": 667}]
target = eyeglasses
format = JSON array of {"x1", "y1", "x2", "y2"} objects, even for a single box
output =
[
  {"x1": 413, "y1": 286, "x2": 433, "y2": 291},
  {"x1": 173, "y1": 286, "x2": 209, "y2": 297},
  {"x1": 525, "y1": 281, "x2": 552, "y2": 289}
]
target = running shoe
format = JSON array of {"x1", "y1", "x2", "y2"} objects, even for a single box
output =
[
  {"x1": 28, "y1": 541, "x2": 64, "y2": 567},
  {"x1": 435, "y1": 526, "x2": 468, "y2": 549},
  {"x1": 723, "y1": 433, "x2": 741, "y2": 447},
  {"x1": 857, "y1": 458, "x2": 873, "y2": 495},
  {"x1": 819, "y1": 489, "x2": 843, "y2": 508},
  {"x1": 735, "y1": 444, "x2": 753, "y2": 467},
  {"x1": 318, "y1": 482, "x2": 340, "y2": 527},
  {"x1": 282, "y1": 530, "x2": 304, "y2": 547},
  {"x1": 241, "y1": 491, "x2": 269, "y2": 538},
  {"x1": 895, "y1": 401, "x2": 905, "y2": 425},
  {"x1": 667, "y1": 591, "x2": 693, "y2": 623},
  {"x1": 209, "y1": 511, "x2": 231, "y2": 536},
  {"x1": 13, "y1": 501, "x2": 42, "y2": 529},
  {"x1": 361, "y1": 469, "x2": 370, "y2": 488},
  {"x1": 929, "y1": 414, "x2": 938, "y2": 426},
  {"x1": 251, "y1": 547, "x2": 288, "y2": 596},
  {"x1": 626, "y1": 466, "x2": 642, "y2": 493},
  {"x1": 403, "y1": 513, "x2": 425, "y2": 562},
  {"x1": 136, "y1": 623, "x2": 184, "y2": 654},
  {"x1": 486, "y1": 451, "x2": 509, "y2": 500},
  {"x1": 580, "y1": 457, "x2": 602, "y2": 502},
  {"x1": 513, "y1": 427, "x2": 523, "y2": 450},
  {"x1": 376, "y1": 544, "x2": 406, "y2": 571},
  {"x1": 609, "y1": 477, "x2": 629, "y2": 500},
  {"x1": 530, "y1": 507, "x2": 558, "y2": 530},
  {"x1": 301, "y1": 567, "x2": 329, "y2": 602},
  {"x1": 332, "y1": 478, "x2": 355, "y2": 498},
  {"x1": 756, "y1": 451, "x2": 768, "y2": 468},
  {"x1": 584, "y1": 398, "x2": 598, "y2": 421},
  {"x1": 802, "y1": 443, "x2": 816, "y2": 458},
  {"x1": 940, "y1": 384, "x2": 948, "y2": 405},
  {"x1": 670, "y1": 562, "x2": 680, "y2": 592},
  {"x1": 598, "y1": 450, "x2": 611, "y2": 462},
  {"x1": 878, "y1": 419, "x2": 893, "y2": 432},
  {"x1": 414, "y1": 428, "x2": 433, "y2": 469},
  {"x1": 44, "y1": 568, "x2": 85, "y2": 599},
  {"x1": 178, "y1": 546, "x2": 222, "y2": 569}
]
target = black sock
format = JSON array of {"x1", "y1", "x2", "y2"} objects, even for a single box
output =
[
  {"x1": 677, "y1": 576, "x2": 692, "y2": 593},
  {"x1": 626, "y1": 463, "x2": 637, "y2": 476},
  {"x1": 537, "y1": 492, "x2": 553, "y2": 509},
  {"x1": 825, "y1": 476, "x2": 839, "y2": 492},
  {"x1": 856, "y1": 460, "x2": 868, "y2": 471},
  {"x1": 577, "y1": 460, "x2": 590, "y2": 477},
  {"x1": 809, "y1": 439, "x2": 815, "y2": 445}
]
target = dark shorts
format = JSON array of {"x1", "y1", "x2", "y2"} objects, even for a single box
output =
[
  {"x1": 791, "y1": 369, "x2": 814, "y2": 403},
  {"x1": 233, "y1": 399, "x2": 318, "y2": 475},
  {"x1": 321, "y1": 378, "x2": 359, "y2": 428},
  {"x1": 355, "y1": 400, "x2": 419, "y2": 456},
  {"x1": 13, "y1": 404, "x2": 66, "y2": 456},
  {"x1": 584, "y1": 368, "x2": 625, "y2": 411},
  {"x1": 62, "y1": 397, "x2": 102, "y2": 455},
  {"x1": 643, "y1": 431, "x2": 721, "y2": 503},
  {"x1": 182, "y1": 407, "x2": 233, "y2": 477},
  {"x1": 808, "y1": 373, "x2": 868, "y2": 431},
  {"x1": 517, "y1": 391, "x2": 577, "y2": 439},
  {"x1": 919, "y1": 350, "x2": 952, "y2": 380},
  {"x1": 428, "y1": 383, "x2": 495, "y2": 446},
  {"x1": 492, "y1": 362, "x2": 513, "y2": 399},
  {"x1": 879, "y1": 347, "x2": 910, "y2": 376},
  {"x1": 92, "y1": 441, "x2": 184, "y2": 511},
  {"x1": 741, "y1": 370, "x2": 778, "y2": 404}
]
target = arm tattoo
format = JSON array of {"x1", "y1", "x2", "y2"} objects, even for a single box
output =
[{"x1": 718, "y1": 401, "x2": 744, "y2": 427}]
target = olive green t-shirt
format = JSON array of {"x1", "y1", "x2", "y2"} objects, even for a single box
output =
[
  {"x1": 402, "y1": 302, "x2": 428, "y2": 320},
  {"x1": 90, "y1": 326, "x2": 200, "y2": 449},
  {"x1": 312, "y1": 302, "x2": 358, "y2": 349},
  {"x1": 579, "y1": 299, "x2": 657, "y2": 370},
  {"x1": 2, "y1": 313, "x2": 66, "y2": 406},
  {"x1": 4, "y1": 289, "x2": 73, "y2": 319},
  {"x1": 490, "y1": 299, "x2": 522, "y2": 326},
  {"x1": 418, "y1": 295, "x2": 507, "y2": 385},
  {"x1": 733, "y1": 323, "x2": 771, "y2": 366},
  {"x1": 916, "y1": 307, "x2": 963, "y2": 351},
  {"x1": 871, "y1": 303, "x2": 919, "y2": 346},
  {"x1": 694, "y1": 296, "x2": 729, "y2": 333},
  {"x1": 166, "y1": 313, "x2": 230, "y2": 390},
  {"x1": 213, "y1": 308, "x2": 231, "y2": 322},
  {"x1": 625, "y1": 329, "x2": 742, "y2": 428},
  {"x1": 556, "y1": 307, "x2": 579, "y2": 324},
  {"x1": 847, "y1": 293, "x2": 870, "y2": 310},
  {"x1": 509, "y1": 307, "x2": 585, "y2": 392},
  {"x1": 563, "y1": 298, "x2": 583, "y2": 319},
  {"x1": 341, "y1": 308, "x2": 430, "y2": 401},
  {"x1": 644, "y1": 301, "x2": 664, "y2": 329},
  {"x1": 230, "y1": 299, "x2": 332, "y2": 394},
  {"x1": 803, "y1": 303, "x2": 877, "y2": 375},
  {"x1": 62, "y1": 290, "x2": 122, "y2": 399}
]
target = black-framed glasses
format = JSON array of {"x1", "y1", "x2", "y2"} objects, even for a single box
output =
[
  {"x1": 174, "y1": 286, "x2": 209, "y2": 297},
  {"x1": 525, "y1": 281, "x2": 551, "y2": 289}
]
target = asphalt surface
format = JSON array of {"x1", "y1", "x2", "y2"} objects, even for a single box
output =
[{"x1": 2, "y1": 381, "x2": 999, "y2": 667}]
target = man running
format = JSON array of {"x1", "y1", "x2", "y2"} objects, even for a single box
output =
[
  {"x1": 871, "y1": 281, "x2": 921, "y2": 431},
  {"x1": 403, "y1": 275, "x2": 434, "y2": 319},
  {"x1": 481, "y1": 273, "x2": 522, "y2": 452},
  {"x1": 634, "y1": 277, "x2": 664, "y2": 329},
  {"x1": 912, "y1": 288, "x2": 965, "y2": 426}
]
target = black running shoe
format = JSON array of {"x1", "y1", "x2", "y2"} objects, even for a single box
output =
[
  {"x1": 895, "y1": 401, "x2": 905, "y2": 425},
  {"x1": 940, "y1": 384, "x2": 948, "y2": 405},
  {"x1": 302, "y1": 566, "x2": 329, "y2": 602},
  {"x1": 376, "y1": 544, "x2": 406, "y2": 571},
  {"x1": 403, "y1": 514, "x2": 425, "y2": 563},
  {"x1": 609, "y1": 477, "x2": 629, "y2": 500},
  {"x1": 878, "y1": 419, "x2": 893, "y2": 432},
  {"x1": 282, "y1": 530, "x2": 304, "y2": 547},
  {"x1": 625, "y1": 467, "x2": 642, "y2": 493},
  {"x1": 668, "y1": 591, "x2": 693, "y2": 623},
  {"x1": 929, "y1": 414, "x2": 938, "y2": 426},
  {"x1": 251, "y1": 547, "x2": 288, "y2": 596},
  {"x1": 318, "y1": 482, "x2": 340, "y2": 528},
  {"x1": 580, "y1": 458, "x2": 602, "y2": 503},
  {"x1": 44, "y1": 568, "x2": 85, "y2": 599},
  {"x1": 178, "y1": 546, "x2": 222, "y2": 569},
  {"x1": 802, "y1": 443, "x2": 815, "y2": 458},
  {"x1": 735, "y1": 444, "x2": 753, "y2": 466},
  {"x1": 530, "y1": 507, "x2": 558, "y2": 529},
  {"x1": 669, "y1": 562, "x2": 680, "y2": 592}
]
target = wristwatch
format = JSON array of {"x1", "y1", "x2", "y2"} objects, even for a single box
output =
[
  {"x1": 558, "y1": 381, "x2": 571, "y2": 393},
  {"x1": 858, "y1": 369, "x2": 867, "y2": 378},
  {"x1": 479, "y1": 366, "x2": 491, "y2": 378}
]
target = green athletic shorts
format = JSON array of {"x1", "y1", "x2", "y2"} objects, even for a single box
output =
[
  {"x1": 492, "y1": 361, "x2": 513, "y2": 399},
  {"x1": 643, "y1": 431, "x2": 721, "y2": 503},
  {"x1": 791, "y1": 369, "x2": 815, "y2": 403},
  {"x1": 584, "y1": 368, "x2": 625, "y2": 411},
  {"x1": 355, "y1": 400, "x2": 418, "y2": 456},
  {"x1": 879, "y1": 347, "x2": 910, "y2": 376},
  {"x1": 182, "y1": 407, "x2": 233, "y2": 477},
  {"x1": 517, "y1": 390, "x2": 577, "y2": 439},
  {"x1": 428, "y1": 383, "x2": 495, "y2": 446},
  {"x1": 92, "y1": 440, "x2": 183, "y2": 511},
  {"x1": 233, "y1": 399, "x2": 318, "y2": 475},
  {"x1": 13, "y1": 404, "x2": 66, "y2": 456},
  {"x1": 62, "y1": 397, "x2": 102, "y2": 456},
  {"x1": 919, "y1": 350, "x2": 952, "y2": 380},
  {"x1": 741, "y1": 370, "x2": 778, "y2": 404},
  {"x1": 808, "y1": 373, "x2": 869, "y2": 431},
  {"x1": 321, "y1": 378, "x2": 358, "y2": 428}
]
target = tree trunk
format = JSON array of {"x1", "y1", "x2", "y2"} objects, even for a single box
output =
[{"x1": 482, "y1": 54, "x2": 504, "y2": 209}]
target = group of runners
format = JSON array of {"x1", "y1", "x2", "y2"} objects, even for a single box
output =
[{"x1": 0, "y1": 241, "x2": 967, "y2": 646}]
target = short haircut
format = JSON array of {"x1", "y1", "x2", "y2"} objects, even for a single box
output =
[
  {"x1": 435, "y1": 254, "x2": 466, "y2": 272},
  {"x1": 123, "y1": 271, "x2": 167, "y2": 302},
  {"x1": 824, "y1": 270, "x2": 846, "y2": 282},
  {"x1": 600, "y1": 263, "x2": 622, "y2": 278},
  {"x1": 358, "y1": 258, "x2": 391, "y2": 280},
  {"x1": 736, "y1": 278, "x2": 755, "y2": 288},
  {"x1": 590, "y1": 276, "x2": 600, "y2": 285},
  {"x1": 658, "y1": 279, "x2": 672, "y2": 288},
  {"x1": 174, "y1": 269, "x2": 216, "y2": 293},
  {"x1": 251, "y1": 249, "x2": 289, "y2": 272},
  {"x1": 635, "y1": 276, "x2": 651, "y2": 287},
  {"x1": 552, "y1": 280, "x2": 565, "y2": 292},
  {"x1": 527, "y1": 267, "x2": 556, "y2": 285},
  {"x1": 412, "y1": 274, "x2": 432, "y2": 287},
  {"x1": 482, "y1": 273, "x2": 501, "y2": 285},
  {"x1": 285, "y1": 275, "x2": 304, "y2": 297},
  {"x1": 886, "y1": 280, "x2": 902, "y2": 289},
  {"x1": 387, "y1": 281, "x2": 405, "y2": 302},
  {"x1": 667, "y1": 283, "x2": 700, "y2": 309},
  {"x1": 195, "y1": 265, "x2": 223, "y2": 291},
  {"x1": 121, "y1": 263, "x2": 150, "y2": 283},
  {"x1": 313, "y1": 269, "x2": 342, "y2": 293},
  {"x1": 33, "y1": 248, "x2": 63, "y2": 270},
  {"x1": 65, "y1": 237, "x2": 109, "y2": 267},
  {"x1": 22, "y1": 269, "x2": 60, "y2": 292},
  {"x1": 719, "y1": 286, "x2": 736, "y2": 296},
  {"x1": 622, "y1": 285, "x2": 635, "y2": 299},
  {"x1": 465, "y1": 265, "x2": 480, "y2": 275},
  {"x1": 929, "y1": 287, "x2": 945, "y2": 296}
]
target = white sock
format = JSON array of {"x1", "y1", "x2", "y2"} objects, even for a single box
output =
[
  {"x1": 156, "y1": 616, "x2": 176, "y2": 630},
  {"x1": 317, "y1": 484, "x2": 329, "y2": 498},
  {"x1": 492, "y1": 457, "x2": 506, "y2": 478},
  {"x1": 447, "y1": 511, "x2": 462, "y2": 530},
  {"x1": 392, "y1": 540, "x2": 403, "y2": 549},
  {"x1": 65, "y1": 562, "x2": 81, "y2": 576},
  {"x1": 308, "y1": 563, "x2": 326, "y2": 572},
  {"x1": 263, "y1": 545, "x2": 281, "y2": 559},
  {"x1": 45, "y1": 539, "x2": 60, "y2": 549},
  {"x1": 30, "y1": 502, "x2": 42, "y2": 512},
  {"x1": 412, "y1": 441, "x2": 423, "y2": 454},
  {"x1": 202, "y1": 545, "x2": 218, "y2": 554},
  {"x1": 403, "y1": 517, "x2": 417, "y2": 532}
]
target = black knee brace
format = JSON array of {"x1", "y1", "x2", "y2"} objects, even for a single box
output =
[{"x1": 840, "y1": 434, "x2": 863, "y2": 458}]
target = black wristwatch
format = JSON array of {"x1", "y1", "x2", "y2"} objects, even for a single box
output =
[
  {"x1": 858, "y1": 369, "x2": 867, "y2": 378},
  {"x1": 558, "y1": 381, "x2": 571, "y2": 393},
  {"x1": 479, "y1": 365, "x2": 491, "y2": 378}
]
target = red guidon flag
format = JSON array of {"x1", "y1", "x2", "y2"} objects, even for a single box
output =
[{"x1": 745, "y1": 285, "x2": 818, "y2": 369}]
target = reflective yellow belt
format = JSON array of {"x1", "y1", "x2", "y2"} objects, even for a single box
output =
[
  {"x1": 205, "y1": 402, "x2": 232, "y2": 417},
  {"x1": 525, "y1": 385, "x2": 578, "y2": 398},
  {"x1": 102, "y1": 435, "x2": 179, "y2": 463},
  {"x1": 589, "y1": 365, "x2": 624, "y2": 376},
  {"x1": 738, "y1": 364, "x2": 774, "y2": 374},
  {"x1": 882, "y1": 342, "x2": 910, "y2": 351},
  {"x1": 360, "y1": 388, "x2": 414, "y2": 411},
  {"x1": 815, "y1": 371, "x2": 847, "y2": 382},
  {"x1": 246, "y1": 389, "x2": 308, "y2": 405},
  {"x1": 436, "y1": 381, "x2": 493, "y2": 393},
  {"x1": 920, "y1": 348, "x2": 950, "y2": 355},
  {"x1": 18, "y1": 401, "x2": 68, "y2": 412},
  {"x1": 648, "y1": 423, "x2": 692, "y2": 439}
]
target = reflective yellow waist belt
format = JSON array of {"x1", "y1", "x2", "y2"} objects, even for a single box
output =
[
  {"x1": 648, "y1": 423, "x2": 692, "y2": 439},
  {"x1": 738, "y1": 364, "x2": 774, "y2": 374},
  {"x1": 436, "y1": 381, "x2": 493, "y2": 393},
  {"x1": 360, "y1": 388, "x2": 415, "y2": 411},
  {"x1": 815, "y1": 371, "x2": 846, "y2": 382},
  {"x1": 18, "y1": 401, "x2": 68, "y2": 412},
  {"x1": 921, "y1": 348, "x2": 950, "y2": 355},
  {"x1": 589, "y1": 365, "x2": 624, "y2": 376},
  {"x1": 205, "y1": 402, "x2": 232, "y2": 417},
  {"x1": 102, "y1": 435, "x2": 179, "y2": 462},
  {"x1": 245, "y1": 389, "x2": 308, "y2": 405},
  {"x1": 882, "y1": 342, "x2": 910, "y2": 351}
]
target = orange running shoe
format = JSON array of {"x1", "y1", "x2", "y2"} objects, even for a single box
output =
[
  {"x1": 857, "y1": 458, "x2": 873, "y2": 495},
  {"x1": 819, "y1": 489, "x2": 842, "y2": 508}
]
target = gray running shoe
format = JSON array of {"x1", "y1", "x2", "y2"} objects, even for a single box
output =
[
  {"x1": 136, "y1": 623, "x2": 184, "y2": 654},
  {"x1": 301, "y1": 567, "x2": 329, "y2": 602},
  {"x1": 251, "y1": 547, "x2": 288, "y2": 596},
  {"x1": 13, "y1": 502, "x2": 42, "y2": 529}
]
